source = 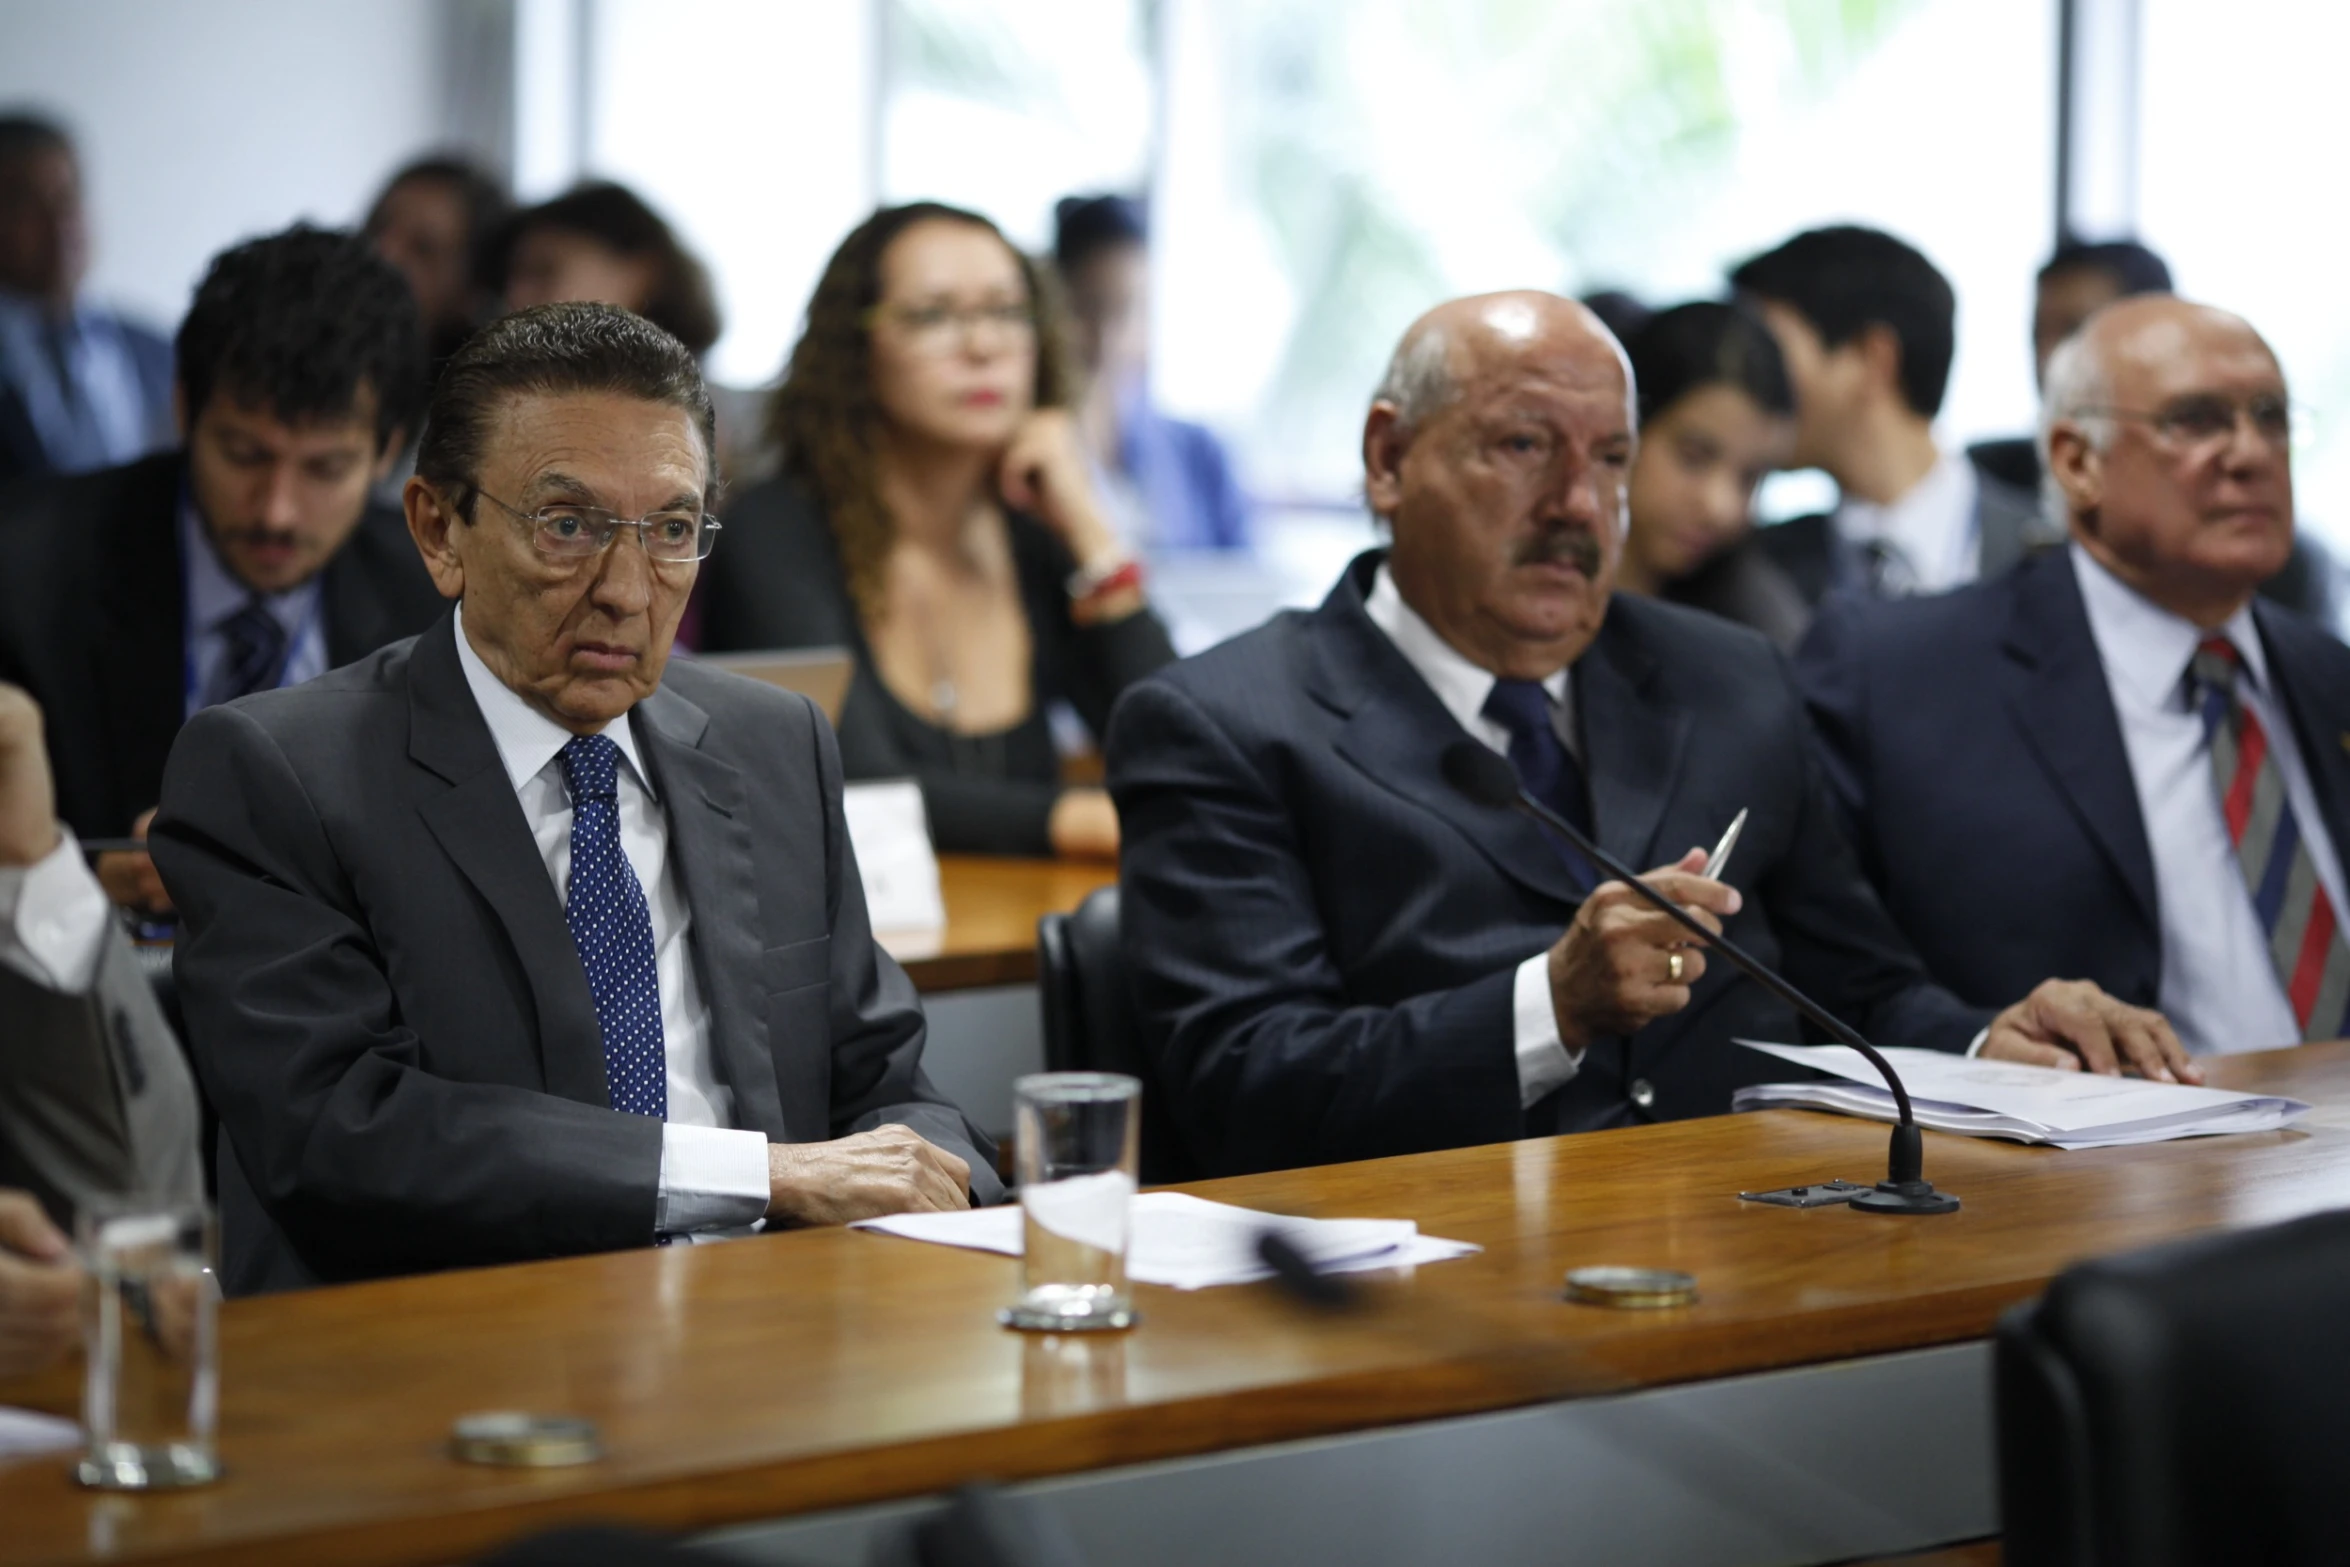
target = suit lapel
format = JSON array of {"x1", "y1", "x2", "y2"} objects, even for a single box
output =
[
  {"x1": 1997, "y1": 553, "x2": 2159, "y2": 935},
  {"x1": 94, "y1": 463, "x2": 187, "y2": 823},
  {"x1": 632, "y1": 689, "x2": 786, "y2": 1141},
  {"x1": 2254, "y1": 601, "x2": 2350, "y2": 873},
  {"x1": 1317, "y1": 557, "x2": 1588, "y2": 910},
  {"x1": 1574, "y1": 614, "x2": 1688, "y2": 873},
  {"x1": 406, "y1": 616, "x2": 612, "y2": 1109}
]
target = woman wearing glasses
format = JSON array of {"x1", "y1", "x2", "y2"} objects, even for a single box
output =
[{"x1": 698, "y1": 203, "x2": 1174, "y2": 859}]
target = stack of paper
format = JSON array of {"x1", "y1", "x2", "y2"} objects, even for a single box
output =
[
  {"x1": 1732, "y1": 1041, "x2": 2310, "y2": 1149},
  {"x1": 853, "y1": 1191, "x2": 1479, "y2": 1290}
]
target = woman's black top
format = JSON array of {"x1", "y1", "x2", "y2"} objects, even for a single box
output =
[
  {"x1": 1661, "y1": 536, "x2": 1813, "y2": 652},
  {"x1": 698, "y1": 477, "x2": 1177, "y2": 856}
]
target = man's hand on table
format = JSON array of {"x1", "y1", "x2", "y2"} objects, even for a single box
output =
[
  {"x1": 1980, "y1": 978, "x2": 2203, "y2": 1084},
  {"x1": 0, "y1": 1190, "x2": 82, "y2": 1380},
  {"x1": 766, "y1": 1125, "x2": 974, "y2": 1226}
]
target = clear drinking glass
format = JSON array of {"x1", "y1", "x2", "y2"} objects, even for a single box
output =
[
  {"x1": 76, "y1": 1200, "x2": 219, "y2": 1489},
  {"x1": 1002, "y1": 1072, "x2": 1141, "y2": 1332}
]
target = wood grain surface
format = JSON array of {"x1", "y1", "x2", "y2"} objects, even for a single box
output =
[
  {"x1": 2, "y1": 1044, "x2": 2342, "y2": 1567},
  {"x1": 879, "y1": 855, "x2": 1116, "y2": 992}
]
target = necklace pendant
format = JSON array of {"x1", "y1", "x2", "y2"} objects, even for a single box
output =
[{"x1": 932, "y1": 679, "x2": 958, "y2": 716}]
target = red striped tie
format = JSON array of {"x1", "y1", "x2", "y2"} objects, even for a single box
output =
[{"x1": 2192, "y1": 636, "x2": 2350, "y2": 1040}]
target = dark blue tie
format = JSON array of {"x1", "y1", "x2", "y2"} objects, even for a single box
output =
[
  {"x1": 207, "y1": 598, "x2": 289, "y2": 707},
  {"x1": 559, "y1": 735, "x2": 668, "y2": 1119},
  {"x1": 1482, "y1": 678, "x2": 1597, "y2": 888}
]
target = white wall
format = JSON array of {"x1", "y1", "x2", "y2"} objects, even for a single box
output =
[{"x1": 0, "y1": 0, "x2": 462, "y2": 334}]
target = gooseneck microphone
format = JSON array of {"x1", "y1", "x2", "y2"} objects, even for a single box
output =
[{"x1": 1440, "y1": 741, "x2": 1959, "y2": 1215}]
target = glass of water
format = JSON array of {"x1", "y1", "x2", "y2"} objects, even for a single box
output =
[
  {"x1": 76, "y1": 1200, "x2": 219, "y2": 1489},
  {"x1": 1002, "y1": 1072, "x2": 1141, "y2": 1332}
]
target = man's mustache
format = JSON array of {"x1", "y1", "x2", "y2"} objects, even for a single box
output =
[
  {"x1": 1512, "y1": 526, "x2": 1603, "y2": 575},
  {"x1": 218, "y1": 527, "x2": 301, "y2": 551}
]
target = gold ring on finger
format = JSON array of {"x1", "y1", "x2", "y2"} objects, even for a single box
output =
[{"x1": 1668, "y1": 950, "x2": 1685, "y2": 984}]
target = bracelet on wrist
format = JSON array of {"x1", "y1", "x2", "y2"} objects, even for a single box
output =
[{"x1": 1066, "y1": 555, "x2": 1145, "y2": 604}]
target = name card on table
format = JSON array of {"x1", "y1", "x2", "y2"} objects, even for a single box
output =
[{"x1": 842, "y1": 779, "x2": 946, "y2": 934}]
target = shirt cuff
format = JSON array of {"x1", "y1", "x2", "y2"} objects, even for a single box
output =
[
  {"x1": 655, "y1": 1124, "x2": 772, "y2": 1235},
  {"x1": 0, "y1": 829, "x2": 112, "y2": 995},
  {"x1": 1965, "y1": 1027, "x2": 1991, "y2": 1059},
  {"x1": 1513, "y1": 951, "x2": 1582, "y2": 1108}
]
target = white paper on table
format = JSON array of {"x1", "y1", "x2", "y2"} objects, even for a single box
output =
[
  {"x1": 853, "y1": 1191, "x2": 1480, "y2": 1289},
  {"x1": 1733, "y1": 1041, "x2": 2310, "y2": 1149},
  {"x1": 0, "y1": 1406, "x2": 78, "y2": 1460},
  {"x1": 841, "y1": 779, "x2": 946, "y2": 934},
  {"x1": 1023, "y1": 1170, "x2": 1135, "y2": 1253}
]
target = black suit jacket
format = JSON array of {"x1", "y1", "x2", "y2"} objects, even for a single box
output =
[
  {"x1": 0, "y1": 452, "x2": 444, "y2": 840},
  {"x1": 1795, "y1": 547, "x2": 2350, "y2": 1013},
  {"x1": 1104, "y1": 551, "x2": 1989, "y2": 1177},
  {"x1": 150, "y1": 614, "x2": 1002, "y2": 1294}
]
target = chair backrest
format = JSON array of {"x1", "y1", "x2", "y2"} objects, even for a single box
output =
[
  {"x1": 1036, "y1": 886, "x2": 1195, "y2": 1183},
  {"x1": 1997, "y1": 1205, "x2": 2350, "y2": 1567}
]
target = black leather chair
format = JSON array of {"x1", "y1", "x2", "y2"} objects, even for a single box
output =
[
  {"x1": 1036, "y1": 886, "x2": 1196, "y2": 1184},
  {"x1": 1997, "y1": 1206, "x2": 2350, "y2": 1566}
]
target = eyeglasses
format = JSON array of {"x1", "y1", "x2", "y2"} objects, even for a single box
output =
[
  {"x1": 862, "y1": 299, "x2": 1038, "y2": 356},
  {"x1": 461, "y1": 486, "x2": 721, "y2": 565},
  {"x1": 2072, "y1": 393, "x2": 2295, "y2": 450}
]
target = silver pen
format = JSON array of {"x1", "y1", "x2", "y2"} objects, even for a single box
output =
[{"x1": 1702, "y1": 808, "x2": 1749, "y2": 881}]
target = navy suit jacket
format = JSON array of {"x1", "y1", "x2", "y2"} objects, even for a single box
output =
[
  {"x1": 1795, "y1": 547, "x2": 2350, "y2": 1013},
  {"x1": 1105, "y1": 551, "x2": 1989, "y2": 1177}
]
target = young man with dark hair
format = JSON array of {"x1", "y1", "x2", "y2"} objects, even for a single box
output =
[
  {"x1": 0, "y1": 223, "x2": 444, "y2": 908},
  {"x1": 1730, "y1": 224, "x2": 2047, "y2": 605},
  {"x1": 0, "y1": 111, "x2": 174, "y2": 483}
]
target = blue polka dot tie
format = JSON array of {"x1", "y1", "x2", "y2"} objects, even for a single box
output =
[{"x1": 558, "y1": 735, "x2": 667, "y2": 1119}]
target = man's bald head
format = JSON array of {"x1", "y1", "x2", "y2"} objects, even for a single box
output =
[
  {"x1": 2042, "y1": 295, "x2": 2294, "y2": 627},
  {"x1": 1372, "y1": 292, "x2": 1634, "y2": 438},
  {"x1": 1363, "y1": 291, "x2": 1637, "y2": 681}
]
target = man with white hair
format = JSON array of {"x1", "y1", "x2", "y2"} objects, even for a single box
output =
[
  {"x1": 1800, "y1": 295, "x2": 2350, "y2": 1058},
  {"x1": 1106, "y1": 291, "x2": 2185, "y2": 1179}
]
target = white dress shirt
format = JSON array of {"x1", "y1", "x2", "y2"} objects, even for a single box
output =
[
  {"x1": 1362, "y1": 566, "x2": 1580, "y2": 1107},
  {"x1": 453, "y1": 606, "x2": 771, "y2": 1233},
  {"x1": 0, "y1": 829, "x2": 113, "y2": 995},
  {"x1": 2073, "y1": 543, "x2": 2350, "y2": 1055},
  {"x1": 1831, "y1": 448, "x2": 1981, "y2": 595}
]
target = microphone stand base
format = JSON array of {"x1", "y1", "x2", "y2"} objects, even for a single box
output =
[{"x1": 1848, "y1": 1179, "x2": 1961, "y2": 1215}]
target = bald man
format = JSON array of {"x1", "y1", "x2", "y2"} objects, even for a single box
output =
[
  {"x1": 1800, "y1": 296, "x2": 2350, "y2": 1059},
  {"x1": 1106, "y1": 293, "x2": 2184, "y2": 1177}
]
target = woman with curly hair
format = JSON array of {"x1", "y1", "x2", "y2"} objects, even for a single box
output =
[{"x1": 698, "y1": 203, "x2": 1175, "y2": 859}]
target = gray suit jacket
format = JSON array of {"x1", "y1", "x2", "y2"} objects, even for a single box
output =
[
  {"x1": 0, "y1": 922, "x2": 203, "y2": 1229},
  {"x1": 151, "y1": 612, "x2": 1001, "y2": 1295},
  {"x1": 1758, "y1": 468, "x2": 2057, "y2": 605}
]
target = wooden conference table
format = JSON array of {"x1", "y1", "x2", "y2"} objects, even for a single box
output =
[
  {"x1": 4, "y1": 1045, "x2": 2346, "y2": 1567},
  {"x1": 878, "y1": 855, "x2": 1116, "y2": 993}
]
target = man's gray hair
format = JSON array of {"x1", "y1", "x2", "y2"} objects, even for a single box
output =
[
  {"x1": 2039, "y1": 327, "x2": 2116, "y2": 464},
  {"x1": 1372, "y1": 321, "x2": 1461, "y2": 432}
]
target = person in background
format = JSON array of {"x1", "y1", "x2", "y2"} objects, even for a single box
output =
[
  {"x1": 1968, "y1": 238, "x2": 2173, "y2": 494},
  {"x1": 490, "y1": 182, "x2": 721, "y2": 360},
  {"x1": 0, "y1": 112, "x2": 171, "y2": 484},
  {"x1": 1578, "y1": 289, "x2": 1653, "y2": 348},
  {"x1": 363, "y1": 154, "x2": 511, "y2": 367},
  {"x1": 0, "y1": 224, "x2": 442, "y2": 911},
  {"x1": 0, "y1": 681, "x2": 201, "y2": 1231},
  {"x1": 1052, "y1": 194, "x2": 1252, "y2": 553},
  {"x1": 1613, "y1": 302, "x2": 1809, "y2": 649},
  {"x1": 699, "y1": 202, "x2": 1176, "y2": 860},
  {"x1": 487, "y1": 179, "x2": 770, "y2": 495},
  {"x1": 1800, "y1": 297, "x2": 2348, "y2": 1060},
  {"x1": 1730, "y1": 225, "x2": 2050, "y2": 604},
  {"x1": 1968, "y1": 236, "x2": 2337, "y2": 626},
  {"x1": 1108, "y1": 290, "x2": 2188, "y2": 1179}
]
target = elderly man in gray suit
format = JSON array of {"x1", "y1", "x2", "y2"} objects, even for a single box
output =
[{"x1": 152, "y1": 303, "x2": 1000, "y2": 1296}]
